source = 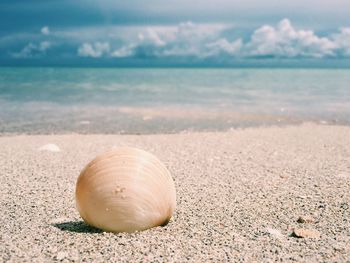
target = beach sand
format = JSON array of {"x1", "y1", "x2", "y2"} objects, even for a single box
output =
[{"x1": 1, "y1": 123, "x2": 349, "y2": 262}]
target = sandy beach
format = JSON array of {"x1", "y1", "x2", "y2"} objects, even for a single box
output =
[{"x1": 1, "y1": 123, "x2": 349, "y2": 262}]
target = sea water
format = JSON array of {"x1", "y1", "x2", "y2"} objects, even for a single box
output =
[{"x1": 0, "y1": 67, "x2": 349, "y2": 134}]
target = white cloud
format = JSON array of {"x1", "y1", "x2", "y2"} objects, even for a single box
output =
[
  {"x1": 111, "y1": 45, "x2": 135, "y2": 58},
  {"x1": 66, "y1": 19, "x2": 350, "y2": 60},
  {"x1": 39, "y1": 41, "x2": 51, "y2": 50},
  {"x1": 108, "y1": 21, "x2": 231, "y2": 58},
  {"x1": 41, "y1": 26, "x2": 50, "y2": 35},
  {"x1": 105, "y1": 20, "x2": 349, "y2": 59},
  {"x1": 72, "y1": 22, "x2": 210, "y2": 58},
  {"x1": 77, "y1": 42, "x2": 110, "y2": 58},
  {"x1": 332, "y1": 28, "x2": 350, "y2": 56},
  {"x1": 12, "y1": 41, "x2": 51, "y2": 58},
  {"x1": 140, "y1": 28, "x2": 167, "y2": 46},
  {"x1": 6, "y1": 18, "x2": 350, "y2": 62},
  {"x1": 205, "y1": 38, "x2": 243, "y2": 57},
  {"x1": 159, "y1": 22, "x2": 228, "y2": 57},
  {"x1": 245, "y1": 19, "x2": 337, "y2": 58}
]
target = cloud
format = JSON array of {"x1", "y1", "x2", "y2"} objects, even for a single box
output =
[
  {"x1": 9, "y1": 26, "x2": 52, "y2": 59},
  {"x1": 139, "y1": 28, "x2": 167, "y2": 46},
  {"x1": 77, "y1": 42, "x2": 110, "y2": 57},
  {"x1": 12, "y1": 41, "x2": 51, "y2": 58},
  {"x1": 80, "y1": 19, "x2": 349, "y2": 60},
  {"x1": 75, "y1": 22, "x2": 230, "y2": 59},
  {"x1": 111, "y1": 45, "x2": 134, "y2": 58},
  {"x1": 332, "y1": 27, "x2": 350, "y2": 56},
  {"x1": 110, "y1": 22, "x2": 232, "y2": 58},
  {"x1": 41, "y1": 26, "x2": 50, "y2": 35},
  {"x1": 245, "y1": 19, "x2": 337, "y2": 58},
  {"x1": 10, "y1": 19, "x2": 350, "y2": 62},
  {"x1": 205, "y1": 38, "x2": 243, "y2": 57},
  {"x1": 150, "y1": 19, "x2": 350, "y2": 59}
]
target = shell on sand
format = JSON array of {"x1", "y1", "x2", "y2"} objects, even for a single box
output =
[
  {"x1": 38, "y1": 144, "x2": 61, "y2": 152},
  {"x1": 75, "y1": 147, "x2": 176, "y2": 233}
]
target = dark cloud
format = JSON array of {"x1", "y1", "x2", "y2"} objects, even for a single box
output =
[{"x1": 1, "y1": 0, "x2": 349, "y2": 33}]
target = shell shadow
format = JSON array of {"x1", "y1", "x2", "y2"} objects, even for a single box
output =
[{"x1": 52, "y1": 221, "x2": 102, "y2": 233}]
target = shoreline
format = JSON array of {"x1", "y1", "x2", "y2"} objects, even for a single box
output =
[
  {"x1": 1, "y1": 119, "x2": 348, "y2": 137},
  {"x1": 1, "y1": 103, "x2": 349, "y2": 135},
  {"x1": 1, "y1": 123, "x2": 349, "y2": 262}
]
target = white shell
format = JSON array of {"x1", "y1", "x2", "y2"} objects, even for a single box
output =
[{"x1": 75, "y1": 147, "x2": 176, "y2": 233}]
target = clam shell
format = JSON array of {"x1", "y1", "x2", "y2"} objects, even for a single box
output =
[{"x1": 75, "y1": 147, "x2": 176, "y2": 233}]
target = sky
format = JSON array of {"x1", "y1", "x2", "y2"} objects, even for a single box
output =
[{"x1": 1, "y1": 0, "x2": 350, "y2": 67}]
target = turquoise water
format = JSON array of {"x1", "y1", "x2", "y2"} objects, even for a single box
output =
[{"x1": 0, "y1": 67, "x2": 349, "y2": 133}]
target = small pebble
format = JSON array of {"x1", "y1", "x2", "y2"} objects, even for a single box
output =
[
  {"x1": 297, "y1": 215, "x2": 315, "y2": 224},
  {"x1": 292, "y1": 228, "x2": 320, "y2": 238}
]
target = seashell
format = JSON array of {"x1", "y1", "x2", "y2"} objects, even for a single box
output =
[{"x1": 75, "y1": 147, "x2": 176, "y2": 233}]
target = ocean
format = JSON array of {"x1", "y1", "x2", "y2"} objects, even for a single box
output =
[{"x1": 0, "y1": 67, "x2": 349, "y2": 134}]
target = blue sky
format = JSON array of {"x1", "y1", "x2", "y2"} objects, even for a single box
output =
[{"x1": 1, "y1": 0, "x2": 350, "y2": 67}]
